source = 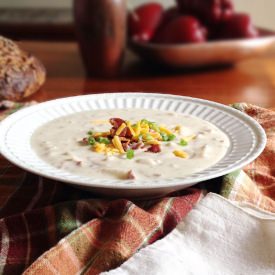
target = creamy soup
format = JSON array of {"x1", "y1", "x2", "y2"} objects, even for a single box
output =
[{"x1": 31, "y1": 109, "x2": 230, "y2": 180}]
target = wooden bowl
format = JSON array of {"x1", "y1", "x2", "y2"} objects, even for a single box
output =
[{"x1": 130, "y1": 29, "x2": 275, "y2": 68}]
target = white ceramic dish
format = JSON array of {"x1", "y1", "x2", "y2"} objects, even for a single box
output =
[{"x1": 0, "y1": 93, "x2": 266, "y2": 198}]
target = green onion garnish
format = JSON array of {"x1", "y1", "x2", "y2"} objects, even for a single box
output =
[
  {"x1": 97, "y1": 137, "x2": 110, "y2": 144},
  {"x1": 88, "y1": 136, "x2": 96, "y2": 145},
  {"x1": 141, "y1": 119, "x2": 149, "y2": 124},
  {"x1": 161, "y1": 133, "x2": 176, "y2": 142},
  {"x1": 161, "y1": 133, "x2": 169, "y2": 141},
  {"x1": 126, "y1": 149, "x2": 134, "y2": 159},
  {"x1": 146, "y1": 134, "x2": 153, "y2": 141},
  {"x1": 179, "y1": 139, "x2": 188, "y2": 146},
  {"x1": 167, "y1": 134, "x2": 176, "y2": 141},
  {"x1": 148, "y1": 122, "x2": 160, "y2": 132}
]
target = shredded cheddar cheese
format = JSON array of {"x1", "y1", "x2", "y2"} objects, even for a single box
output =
[
  {"x1": 146, "y1": 140, "x2": 161, "y2": 145},
  {"x1": 93, "y1": 132, "x2": 110, "y2": 138},
  {"x1": 112, "y1": 136, "x2": 125, "y2": 153},
  {"x1": 150, "y1": 132, "x2": 162, "y2": 140},
  {"x1": 126, "y1": 121, "x2": 136, "y2": 136},
  {"x1": 174, "y1": 125, "x2": 181, "y2": 133},
  {"x1": 183, "y1": 135, "x2": 196, "y2": 142},
  {"x1": 159, "y1": 126, "x2": 173, "y2": 135},
  {"x1": 133, "y1": 121, "x2": 141, "y2": 136},
  {"x1": 116, "y1": 123, "x2": 127, "y2": 136},
  {"x1": 173, "y1": 150, "x2": 189, "y2": 158},
  {"x1": 93, "y1": 143, "x2": 106, "y2": 153}
]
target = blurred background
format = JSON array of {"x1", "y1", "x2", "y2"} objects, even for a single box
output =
[{"x1": 0, "y1": 0, "x2": 273, "y2": 41}]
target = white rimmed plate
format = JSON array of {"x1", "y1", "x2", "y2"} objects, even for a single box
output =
[{"x1": 0, "y1": 93, "x2": 266, "y2": 198}]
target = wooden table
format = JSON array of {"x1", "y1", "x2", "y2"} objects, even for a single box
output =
[
  {"x1": 1, "y1": 40, "x2": 275, "y2": 206},
  {"x1": 21, "y1": 41, "x2": 275, "y2": 107}
]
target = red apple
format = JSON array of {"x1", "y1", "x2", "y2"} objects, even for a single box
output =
[
  {"x1": 153, "y1": 6, "x2": 180, "y2": 43},
  {"x1": 218, "y1": 13, "x2": 259, "y2": 39},
  {"x1": 159, "y1": 6, "x2": 180, "y2": 27},
  {"x1": 128, "y1": 3, "x2": 164, "y2": 42},
  {"x1": 176, "y1": 0, "x2": 234, "y2": 24},
  {"x1": 155, "y1": 16, "x2": 207, "y2": 44}
]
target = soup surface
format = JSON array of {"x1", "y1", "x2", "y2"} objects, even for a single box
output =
[{"x1": 31, "y1": 109, "x2": 230, "y2": 180}]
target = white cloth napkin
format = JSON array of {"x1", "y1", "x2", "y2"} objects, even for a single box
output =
[{"x1": 102, "y1": 193, "x2": 275, "y2": 275}]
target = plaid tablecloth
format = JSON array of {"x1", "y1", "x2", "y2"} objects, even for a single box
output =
[{"x1": 0, "y1": 101, "x2": 274, "y2": 275}]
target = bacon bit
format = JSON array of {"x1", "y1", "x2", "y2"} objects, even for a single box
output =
[
  {"x1": 81, "y1": 138, "x2": 88, "y2": 145},
  {"x1": 147, "y1": 144, "x2": 161, "y2": 153},
  {"x1": 119, "y1": 127, "x2": 128, "y2": 137},
  {"x1": 109, "y1": 118, "x2": 125, "y2": 128},
  {"x1": 127, "y1": 170, "x2": 136, "y2": 180},
  {"x1": 122, "y1": 141, "x2": 130, "y2": 152},
  {"x1": 126, "y1": 127, "x2": 133, "y2": 138},
  {"x1": 117, "y1": 127, "x2": 133, "y2": 138},
  {"x1": 131, "y1": 142, "x2": 143, "y2": 150},
  {"x1": 119, "y1": 137, "x2": 130, "y2": 142},
  {"x1": 110, "y1": 127, "x2": 116, "y2": 137}
]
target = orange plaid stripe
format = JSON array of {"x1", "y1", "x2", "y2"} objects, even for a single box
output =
[
  {"x1": 23, "y1": 191, "x2": 201, "y2": 275},
  {"x1": 222, "y1": 103, "x2": 275, "y2": 212}
]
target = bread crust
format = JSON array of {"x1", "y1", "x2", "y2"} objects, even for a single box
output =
[{"x1": 0, "y1": 36, "x2": 46, "y2": 100}]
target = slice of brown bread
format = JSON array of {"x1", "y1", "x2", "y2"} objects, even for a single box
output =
[{"x1": 0, "y1": 36, "x2": 46, "y2": 100}]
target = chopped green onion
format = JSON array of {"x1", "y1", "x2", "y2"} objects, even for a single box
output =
[
  {"x1": 87, "y1": 130, "x2": 93, "y2": 135},
  {"x1": 88, "y1": 136, "x2": 96, "y2": 145},
  {"x1": 179, "y1": 139, "x2": 188, "y2": 146},
  {"x1": 161, "y1": 133, "x2": 176, "y2": 141},
  {"x1": 161, "y1": 133, "x2": 169, "y2": 141},
  {"x1": 167, "y1": 134, "x2": 176, "y2": 141},
  {"x1": 126, "y1": 149, "x2": 134, "y2": 159},
  {"x1": 148, "y1": 122, "x2": 160, "y2": 132},
  {"x1": 141, "y1": 119, "x2": 149, "y2": 124},
  {"x1": 97, "y1": 137, "x2": 110, "y2": 144},
  {"x1": 146, "y1": 134, "x2": 153, "y2": 140}
]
